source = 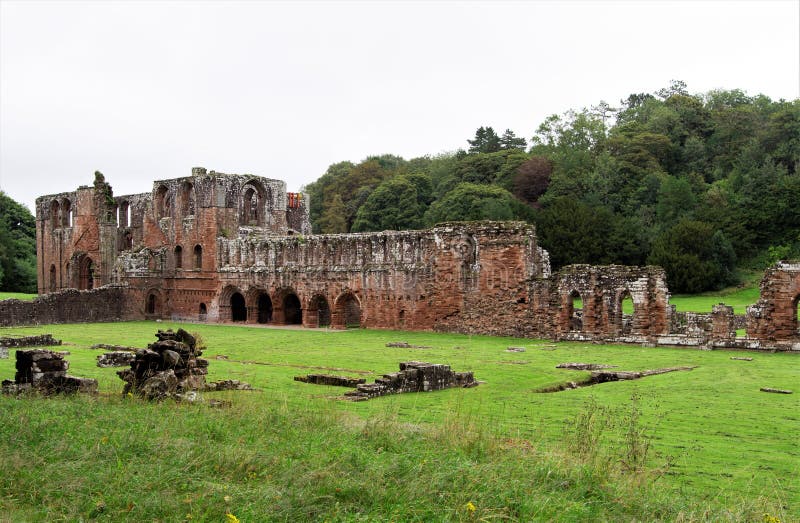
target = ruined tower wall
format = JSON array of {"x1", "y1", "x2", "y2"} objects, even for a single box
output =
[{"x1": 746, "y1": 261, "x2": 800, "y2": 343}]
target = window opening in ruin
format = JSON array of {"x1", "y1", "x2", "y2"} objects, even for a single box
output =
[
  {"x1": 61, "y1": 199, "x2": 72, "y2": 227},
  {"x1": 123, "y1": 232, "x2": 133, "y2": 250},
  {"x1": 155, "y1": 185, "x2": 168, "y2": 219},
  {"x1": 243, "y1": 187, "x2": 259, "y2": 225},
  {"x1": 568, "y1": 290, "x2": 583, "y2": 332},
  {"x1": 199, "y1": 303, "x2": 207, "y2": 320},
  {"x1": 174, "y1": 246, "x2": 183, "y2": 269},
  {"x1": 146, "y1": 293, "x2": 157, "y2": 315},
  {"x1": 231, "y1": 292, "x2": 247, "y2": 322},
  {"x1": 283, "y1": 293, "x2": 302, "y2": 325},
  {"x1": 79, "y1": 257, "x2": 94, "y2": 290},
  {"x1": 620, "y1": 291, "x2": 635, "y2": 335},
  {"x1": 181, "y1": 182, "x2": 195, "y2": 216},
  {"x1": 193, "y1": 245, "x2": 202, "y2": 270},
  {"x1": 257, "y1": 293, "x2": 273, "y2": 324},
  {"x1": 50, "y1": 200, "x2": 60, "y2": 230},
  {"x1": 49, "y1": 265, "x2": 56, "y2": 292},
  {"x1": 310, "y1": 295, "x2": 331, "y2": 327},
  {"x1": 118, "y1": 201, "x2": 129, "y2": 227},
  {"x1": 338, "y1": 293, "x2": 362, "y2": 328}
]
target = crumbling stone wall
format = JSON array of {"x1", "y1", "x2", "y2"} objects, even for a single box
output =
[
  {"x1": 2, "y1": 349, "x2": 97, "y2": 395},
  {"x1": 0, "y1": 285, "x2": 135, "y2": 327},
  {"x1": 344, "y1": 361, "x2": 477, "y2": 401},
  {"x1": 0, "y1": 334, "x2": 61, "y2": 348},
  {"x1": 530, "y1": 265, "x2": 671, "y2": 340},
  {"x1": 746, "y1": 261, "x2": 800, "y2": 343}
]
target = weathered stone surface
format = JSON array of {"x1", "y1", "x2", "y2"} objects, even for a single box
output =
[
  {"x1": 203, "y1": 379, "x2": 253, "y2": 391},
  {"x1": 19, "y1": 167, "x2": 799, "y2": 353},
  {"x1": 2, "y1": 349, "x2": 97, "y2": 395},
  {"x1": 294, "y1": 374, "x2": 365, "y2": 387},
  {"x1": 556, "y1": 363, "x2": 618, "y2": 370},
  {"x1": 760, "y1": 387, "x2": 792, "y2": 394},
  {"x1": 117, "y1": 329, "x2": 207, "y2": 399},
  {"x1": 0, "y1": 347, "x2": 7, "y2": 359},
  {"x1": 97, "y1": 351, "x2": 136, "y2": 367},
  {"x1": 344, "y1": 361, "x2": 477, "y2": 401},
  {"x1": 0, "y1": 334, "x2": 62, "y2": 347}
]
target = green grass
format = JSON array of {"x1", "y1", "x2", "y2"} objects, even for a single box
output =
[
  {"x1": 0, "y1": 291, "x2": 37, "y2": 301},
  {"x1": 0, "y1": 321, "x2": 797, "y2": 521},
  {"x1": 669, "y1": 286, "x2": 761, "y2": 314}
]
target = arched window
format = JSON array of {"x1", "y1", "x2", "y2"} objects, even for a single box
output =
[
  {"x1": 174, "y1": 245, "x2": 183, "y2": 269},
  {"x1": 49, "y1": 265, "x2": 56, "y2": 292},
  {"x1": 193, "y1": 245, "x2": 202, "y2": 270},
  {"x1": 146, "y1": 293, "x2": 158, "y2": 315},
  {"x1": 241, "y1": 181, "x2": 268, "y2": 226},
  {"x1": 620, "y1": 290, "x2": 635, "y2": 335},
  {"x1": 155, "y1": 185, "x2": 169, "y2": 219},
  {"x1": 118, "y1": 201, "x2": 130, "y2": 227},
  {"x1": 181, "y1": 181, "x2": 195, "y2": 216},
  {"x1": 61, "y1": 199, "x2": 72, "y2": 227},
  {"x1": 50, "y1": 200, "x2": 60, "y2": 230}
]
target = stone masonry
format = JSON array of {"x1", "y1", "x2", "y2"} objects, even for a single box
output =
[{"x1": 19, "y1": 168, "x2": 799, "y2": 352}]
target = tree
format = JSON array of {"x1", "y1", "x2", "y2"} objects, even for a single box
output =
[
  {"x1": 0, "y1": 191, "x2": 37, "y2": 293},
  {"x1": 351, "y1": 174, "x2": 432, "y2": 232},
  {"x1": 317, "y1": 194, "x2": 348, "y2": 233},
  {"x1": 499, "y1": 129, "x2": 526, "y2": 150},
  {"x1": 512, "y1": 156, "x2": 552, "y2": 204},
  {"x1": 424, "y1": 183, "x2": 520, "y2": 224},
  {"x1": 647, "y1": 219, "x2": 736, "y2": 293},
  {"x1": 467, "y1": 126, "x2": 501, "y2": 153}
]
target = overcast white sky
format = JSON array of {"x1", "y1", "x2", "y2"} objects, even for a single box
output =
[{"x1": 1, "y1": 0, "x2": 798, "y2": 212}]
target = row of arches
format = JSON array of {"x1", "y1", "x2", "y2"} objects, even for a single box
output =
[
  {"x1": 174, "y1": 245, "x2": 203, "y2": 270},
  {"x1": 49, "y1": 198, "x2": 72, "y2": 229},
  {"x1": 47, "y1": 255, "x2": 95, "y2": 292},
  {"x1": 155, "y1": 181, "x2": 196, "y2": 220},
  {"x1": 564, "y1": 289, "x2": 637, "y2": 336},
  {"x1": 221, "y1": 286, "x2": 361, "y2": 329}
]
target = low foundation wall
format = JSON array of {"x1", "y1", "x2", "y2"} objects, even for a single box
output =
[{"x1": 0, "y1": 285, "x2": 139, "y2": 327}]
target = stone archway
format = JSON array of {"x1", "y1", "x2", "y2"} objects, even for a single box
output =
[
  {"x1": 78, "y1": 256, "x2": 94, "y2": 290},
  {"x1": 257, "y1": 293, "x2": 273, "y2": 324},
  {"x1": 333, "y1": 292, "x2": 361, "y2": 329},
  {"x1": 283, "y1": 293, "x2": 302, "y2": 325},
  {"x1": 231, "y1": 292, "x2": 247, "y2": 322},
  {"x1": 145, "y1": 289, "x2": 161, "y2": 317},
  {"x1": 306, "y1": 294, "x2": 331, "y2": 328}
]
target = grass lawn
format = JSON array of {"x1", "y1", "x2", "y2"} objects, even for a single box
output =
[
  {"x1": 0, "y1": 291, "x2": 37, "y2": 301},
  {"x1": 0, "y1": 321, "x2": 797, "y2": 521},
  {"x1": 669, "y1": 286, "x2": 761, "y2": 314}
]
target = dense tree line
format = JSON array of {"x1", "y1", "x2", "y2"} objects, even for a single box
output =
[
  {"x1": 304, "y1": 82, "x2": 800, "y2": 293},
  {"x1": 0, "y1": 191, "x2": 37, "y2": 293}
]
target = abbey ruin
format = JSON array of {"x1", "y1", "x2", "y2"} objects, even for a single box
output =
[{"x1": 1, "y1": 168, "x2": 797, "y2": 351}]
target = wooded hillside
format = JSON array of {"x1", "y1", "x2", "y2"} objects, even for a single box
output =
[{"x1": 304, "y1": 82, "x2": 800, "y2": 292}]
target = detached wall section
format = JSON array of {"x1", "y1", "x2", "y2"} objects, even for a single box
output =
[{"x1": 0, "y1": 285, "x2": 138, "y2": 327}]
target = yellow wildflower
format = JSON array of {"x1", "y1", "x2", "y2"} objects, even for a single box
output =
[
  {"x1": 226, "y1": 513, "x2": 240, "y2": 523},
  {"x1": 465, "y1": 501, "x2": 476, "y2": 513}
]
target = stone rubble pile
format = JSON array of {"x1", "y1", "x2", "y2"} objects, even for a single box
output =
[
  {"x1": 344, "y1": 361, "x2": 477, "y2": 401},
  {"x1": 0, "y1": 334, "x2": 61, "y2": 348},
  {"x1": 1, "y1": 349, "x2": 97, "y2": 394},
  {"x1": 117, "y1": 329, "x2": 208, "y2": 400},
  {"x1": 203, "y1": 379, "x2": 253, "y2": 391}
]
